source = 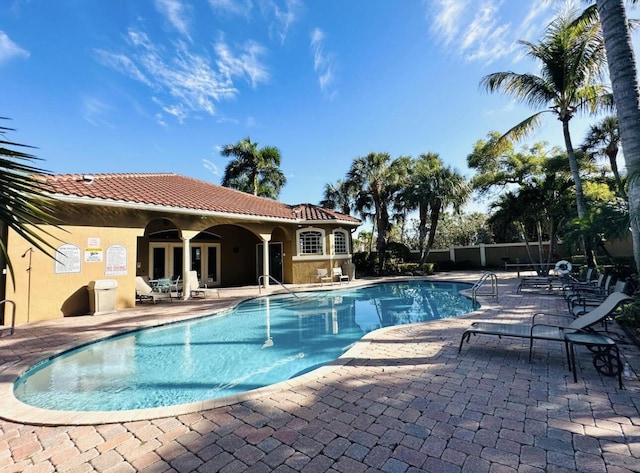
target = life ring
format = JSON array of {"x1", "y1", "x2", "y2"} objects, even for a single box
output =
[{"x1": 555, "y1": 260, "x2": 572, "y2": 275}]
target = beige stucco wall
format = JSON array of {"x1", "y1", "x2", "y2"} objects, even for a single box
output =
[{"x1": 6, "y1": 225, "x2": 142, "y2": 325}]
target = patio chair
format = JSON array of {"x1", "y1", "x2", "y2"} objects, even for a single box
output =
[
  {"x1": 570, "y1": 280, "x2": 628, "y2": 316},
  {"x1": 458, "y1": 291, "x2": 632, "y2": 361},
  {"x1": 565, "y1": 273, "x2": 613, "y2": 309},
  {"x1": 332, "y1": 267, "x2": 350, "y2": 284},
  {"x1": 188, "y1": 270, "x2": 219, "y2": 299},
  {"x1": 135, "y1": 276, "x2": 172, "y2": 303},
  {"x1": 316, "y1": 268, "x2": 332, "y2": 285}
]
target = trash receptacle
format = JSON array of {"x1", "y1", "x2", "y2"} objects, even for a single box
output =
[{"x1": 88, "y1": 279, "x2": 118, "y2": 315}]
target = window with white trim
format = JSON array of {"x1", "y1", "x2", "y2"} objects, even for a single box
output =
[
  {"x1": 333, "y1": 230, "x2": 348, "y2": 254},
  {"x1": 298, "y1": 229, "x2": 324, "y2": 255}
]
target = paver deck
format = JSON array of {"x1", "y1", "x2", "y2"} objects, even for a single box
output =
[{"x1": 0, "y1": 272, "x2": 639, "y2": 472}]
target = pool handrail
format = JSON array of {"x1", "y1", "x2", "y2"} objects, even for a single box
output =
[
  {"x1": 257, "y1": 275, "x2": 300, "y2": 298},
  {"x1": 471, "y1": 272, "x2": 498, "y2": 304},
  {"x1": 0, "y1": 299, "x2": 16, "y2": 335}
]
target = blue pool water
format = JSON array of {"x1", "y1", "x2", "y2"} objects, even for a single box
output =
[{"x1": 14, "y1": 281, "x2": 475, "y2": 411}]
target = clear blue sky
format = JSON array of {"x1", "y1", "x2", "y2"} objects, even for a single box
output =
[{"x1": 1, "y1": 0, "x2": 635, "y2": 211}]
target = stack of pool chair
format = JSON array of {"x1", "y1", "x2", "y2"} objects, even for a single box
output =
[
  {"x1": 570, "y1": 279, "x2": 629, "y2": 316},
  {"x1": 563, "y1": 273, "x2": 605, "y2": 303},
  {"x1": 560, "y1": 267, "x2": 597, "y2": 295},
  {"x1": 565, "y1": 274, "x2": 612, "y2": 311}
]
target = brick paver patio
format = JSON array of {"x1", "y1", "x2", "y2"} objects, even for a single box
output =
[{"x1": 0, "y1": 272, "x2": 638, "y2": 472}]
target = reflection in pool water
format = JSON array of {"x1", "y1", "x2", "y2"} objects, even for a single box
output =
[{"x1": 14, "y1": 280, "x2": 475, "y2": 411}]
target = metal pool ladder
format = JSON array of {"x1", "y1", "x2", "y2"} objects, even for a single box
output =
[
  {"x1": 471, "y1": 272, "x2": 498, "y2": 305},
  {"x1": 257, "y1": 275, "x2": 300, "y2": 298}
]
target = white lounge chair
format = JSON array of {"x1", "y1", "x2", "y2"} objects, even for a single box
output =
[
  {"x1": 316, "y1": 268, "x2": 332, "y2": 285},
  {"x1": 188, "y1": 270, "x2": 219, "y2": 299},
  {"x1": 135, "y1": 276, "x2": 172, "y2": 303},
  {"x1": 332, "y1": 267, "x2": 349, "y2": 284}
]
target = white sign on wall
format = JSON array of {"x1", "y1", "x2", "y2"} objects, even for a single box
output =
[
  {"x1": 55, "y1": 244, "x2": 82, "y2": 274},
  {"x1": 105, "y1": 245, "x2": 127, "y2": 276},
  {"x1": 85, "y1": 247, "x2": 103, "y2": 263}
]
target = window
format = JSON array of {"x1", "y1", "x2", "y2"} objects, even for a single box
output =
[
  {"x1": 333, "y1": 230, "x2": 348, "y2": 254},
  {"x1": 298, "y1": 230, "x2": 324, "y2": 255}
]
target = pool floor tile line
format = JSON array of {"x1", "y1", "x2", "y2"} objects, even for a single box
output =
[{"x1": 1, "y1": 271, "x2": 639, "y2": 472}]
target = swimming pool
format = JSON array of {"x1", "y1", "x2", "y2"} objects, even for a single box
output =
[{"x1": 14, "y1": 280, "x2": 475, "y2": 412}]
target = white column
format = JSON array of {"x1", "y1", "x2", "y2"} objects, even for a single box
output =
[
  {"x1": 262, "y1": 237, "x2": 270, "y2": 288},
  {"x1": 479, "y1": 244, "x2": 486, "y2": 268},
  {"x1": 182, "y1": 237, "x2": 191, "y2": 300}
]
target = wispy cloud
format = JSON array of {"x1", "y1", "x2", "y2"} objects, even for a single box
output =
[
  {"x1": 214, "y1": 36, "x2": 269, "y2": 88},
  {"x1": 154, "y1": 0, "x2": 192, "y2": 38},
  {"x1": 263, "y1": 0, "x2": 301, "y2": 44},
  {"x1": 95, "y1": 28, "x2": 269, "y2": 123},
  {"x1": 82, "y1": 96, "x2": 113, "y2": 128},
  {"x1": 0, "y1": 31, "x2": 29, "y2": 65},
  {"x1": 310, "y1": 27, "x2": 336, "y2": 100},
  {"x1": 202, "y1": 158, "x2": 220, "y2": 176},
  {"x1": 209, "y1": 0, "x2": 301, "y2": 44},
  {"x1": 426, "y1": 0, "x2": 554, "y2": 65},
  {"x1": 208, "y1": 0, "x2": 253, "y2": 17}
]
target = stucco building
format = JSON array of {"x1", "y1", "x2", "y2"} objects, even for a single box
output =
[{"x1": 2, "y1": 173, "x2": 360, "y2": 326}]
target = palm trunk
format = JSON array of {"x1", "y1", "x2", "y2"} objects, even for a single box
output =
[
  {"x1": 597, "y1": 0, "x2": 640, "y2": 273},
  {"x1": 423, "y1": 201, "x2": 442, "y2": 267},
  {"x1": 562, "y1": 119, "x2": 586, "y2": 219},
  {"x1": 417, "y1": 204, "x2": 428, "y2": 268},
  {"x1": 562, "y1": 119, "x2": 596, "y2": 266}
]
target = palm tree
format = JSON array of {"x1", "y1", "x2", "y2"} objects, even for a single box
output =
[
  {"x1": 480, "y1": 7, "x2": 610, "y2": 227},
  {"x1": 581, "y1": 115, "x2": 625, "y2": 198},
  {"x1": 595, "y1": 0, "x2": 640, "y2": 272},
  {"x1": 402, "y1": 153, "x2": 471, "y2": 268},
  {"x1": 346, "y1": 152, "x2": 409, "y2": 270},
  {"x1": 220, "y1": 137, "x2": 286, "y2": 199},
  {"x1": 320, "y1": 179, "x2": 354, "y2": 215},
  {"x1": 0, "y1": 118, "x2": 60, "y2": 282}
]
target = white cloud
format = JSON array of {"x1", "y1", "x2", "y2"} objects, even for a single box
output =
[
  {"x1": 214, "y1": 37, "x2": 269, "y2": 88},
  {"x1": 264, "y1": 0, "x2": 301, "y2": 44},
  {"x1": 155, "y1": 113, "x2": 168, "y2": 127},
  {"x1": 82, "y1": 96, "x2": 113, "y2": 127},
  {"x1": 94, "y1": 49, "x2": 152, "y2": 86},
  {"x1": 95, "y1": 28, "x2": 269, "y2": 123},
  {"x1": 426, "y1": 0, "x2": 555, "y2": 65},
  {"x1": 310, "y1": 27, "x2": 336, "y2": 100},
  {"x1": 428, "y1": 0, "x2": 469, "y2": 47},
  {"x1": 155, "y1": 0, "x2": 192, "y2": 37},
  {"x1": 0, "y1": 31, "x2": 29, "y2": 65},
  {"x1": 202, "y1": 158, "x2": 220, "y2": 176}
]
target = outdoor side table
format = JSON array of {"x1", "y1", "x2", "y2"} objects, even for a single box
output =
[{"x1": 564, "y1": 332, "x2": 622, "y2": 389}]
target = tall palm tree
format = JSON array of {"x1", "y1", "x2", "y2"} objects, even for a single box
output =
[
  {"x1": 595, "y1": 0, "x2": 640, "y2": 272},
  {"x1": 347, "y1": 152, "x2": 409, "y2": 270},
  {"x1": 220, "y1": 137, "x2": 286, "y2": 199},
  {"x1": 402, "y1": 153, "x2": 471, "y2": 267},
  {"x1": 581, "y1": 115, "x2": 625, "y2": 197},
  {"x1": 480, "y1": 7, "x2": 610, "y2": 226},
  {"x1": 0, "y1": 118, "x2": 60, "y2": 282}
]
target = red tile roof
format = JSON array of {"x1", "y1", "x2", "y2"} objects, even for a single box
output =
[{"x1": 40, "y1": 173, "x2": 360, "y2": 225}]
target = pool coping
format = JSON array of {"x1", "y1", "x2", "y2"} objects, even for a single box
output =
[{"x1": 0, "y1": 275, "x2": 489, "y2": 426}]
